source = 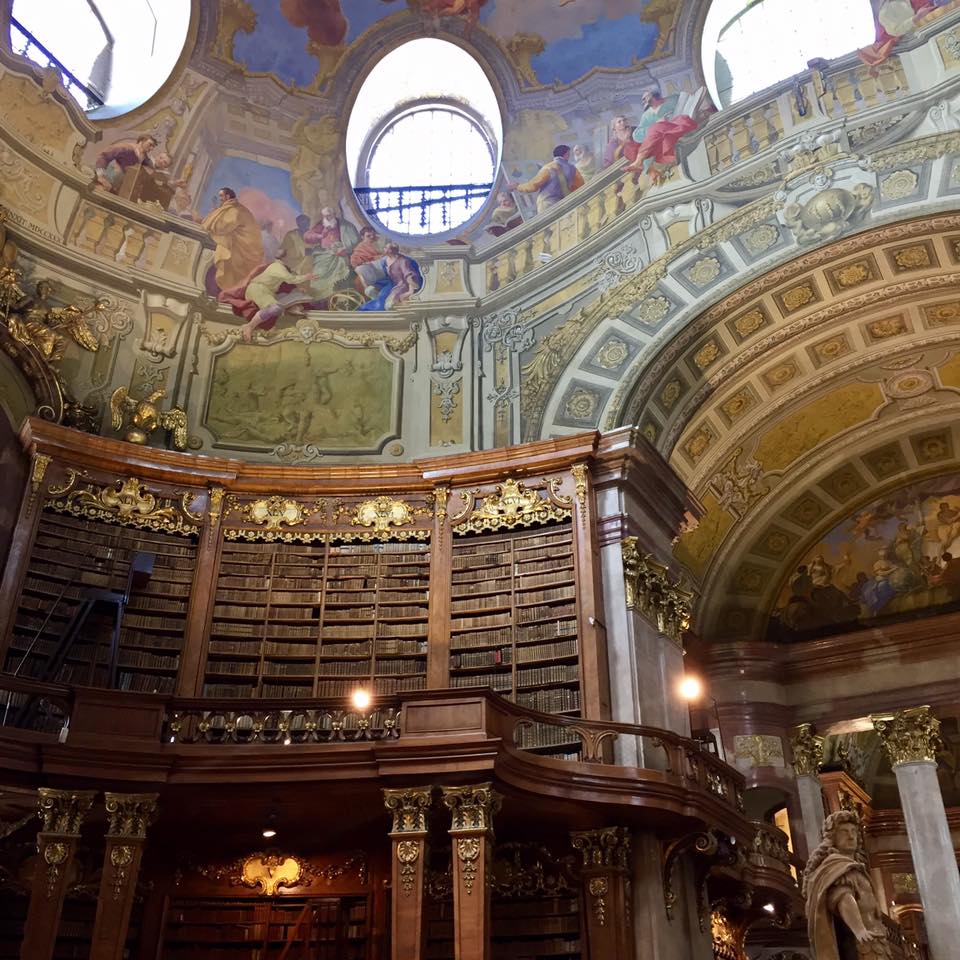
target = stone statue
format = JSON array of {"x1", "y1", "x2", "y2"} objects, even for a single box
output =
[{"x1": 802, "y1": 811, "x2": 904, "y2": 959}]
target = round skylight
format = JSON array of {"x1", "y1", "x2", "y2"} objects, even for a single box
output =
[
  {"x1": 10, "y1": 0, "x2": 191, "y2": 118},
  {"x1": 702, "y1": 0, "x2": 876, "y2": 108},
  {"x1": 346, "y1": 39, "x2": 502, "y2": 237}
]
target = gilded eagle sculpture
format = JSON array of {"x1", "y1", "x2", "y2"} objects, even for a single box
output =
[{"x1": 110, "y1": 387, "x2": 189, "y2": 450}]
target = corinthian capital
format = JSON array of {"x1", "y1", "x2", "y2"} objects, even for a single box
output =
[
  {"x1": 570, "y1": 826, "x2": 631, "y2": 869},
  {"x1": 37, "y1": 788, "x2": 96, "y2": 835},
  {"x1": 441, "y1": 783, "x2": 502, "y2": 833},
  {"x1": 872, "y1": 706, "x2": 942, "y2": 766},
  {"x1": 383, "y1": 786, "x2": 433, "y2": 834},
  {"x1": 790, "y1": 723, "x2": 824, "y2": 777},
  {"x1": 104, "y1": 793, "x2": 159, "y2": 838}
]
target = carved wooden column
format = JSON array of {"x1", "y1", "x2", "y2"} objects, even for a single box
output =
[
  {"x1": 90, "y1": 793, "x2": 158, "y2": 960},
  {"x1": 571, "y1": 827, "x2": 633, "y2": 960},
  {"x1": 873, "y1": 706, "x2": 960, "y2": 960},
  {"x1": 383, "y1": 787, "x2": 433, "y2": 960},
  {"x1": 441, "y1": 783, "x2": 502, "y2": 960},
  {"x1": 0, "y1": 450, "x2": 50, "y2": 656},
  {"x1": 178, "y1": 486, "x2": 224, "y2": 695},
  {"x1": 20, "y1": 787, "x2": 96, "y2": 960},
  {"x1": 789, "y1": 723, "x2": 825, "y2": 857}
]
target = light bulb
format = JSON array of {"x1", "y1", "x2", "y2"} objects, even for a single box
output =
[
  {"x1": 679, "y1": 675, "x2": 704, "y2": 702},
  {"x1": 351, "y1": 688, "x2": 372, "y2": 711}
]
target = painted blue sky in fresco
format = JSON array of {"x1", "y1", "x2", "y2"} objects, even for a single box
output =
[
  {"x1": 204, "y1": 155, "x2": 300, "y2": 216},
  {"x1": 231, "y1": 0, "x2": 668, "y2": 89}
]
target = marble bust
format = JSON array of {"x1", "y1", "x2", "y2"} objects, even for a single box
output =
[{"x1": 801, "y1": 811, "x2": 902, "y2": 960}]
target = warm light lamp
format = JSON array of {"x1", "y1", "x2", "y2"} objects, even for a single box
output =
[
  {"x1": 351, "y1": 688, "x2": 372, "y2": 711},
  {"x1": 261, "y1": 812, "x2": 278, "y2": 839},
  {"x1": 679, "y1": 675, "x2": 704, "y2": 702}
]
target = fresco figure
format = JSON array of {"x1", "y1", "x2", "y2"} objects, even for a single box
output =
[
  {"x1": 350, "y1": 227, "x2": 384, "y2": 298},
  {"x1": 859, "y1": 0, "x2": 958, "y2": 66},
  {"x1": 511, "y1": 145, "x2": 584, "y2": 215},
  {"x1": 573, "y1": 144, "x2": 597, "y2": 180},
  {"x1": 802, "y1": 811, "x2": 899, "y2": 959},
  {"x1": 303, "y1": 207, "x2": 360, "y2": 301},
  {"x1": 279, "y1": 214, "x2": 313, "y2": 275},
  {"x1": 217, "y1": 247, "x2": 317, "y2": 342},
  {"x1": 624, "y1": 88, "x2": 702, "y2": 180},
  {"x1": 94, "y1": 134, "x2": 158, "y2": 193},
  {"x1": 936, "y1": 500, "x2": 960, "y2": 551},
  {"x1": 407, "y1": 0, "x2": 489, "y2": 37},
  {"x1": 603, "y1": 116, "x2": 642, "y2": 168},
  {"x1": 485, "y1": 192, "x2": 523, "y2": 237},
  {"x1": 359, "y1": 243, "x2": 422, "y2": 311},
  {"x1": 202, "y1": 187, "x2": 266, "y2": 292}
]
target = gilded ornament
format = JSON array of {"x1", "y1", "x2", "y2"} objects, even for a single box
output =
[
  {"x1": 763, "y1": 362, "x2": 799, "y2": 389},
  {"x1": 244, "y1": 497, "x2": 308, "y2": 529},
  {"x1": 110, "y1": 386, "x2": 188, "y2": 449},
  {"x1": 791, "y1": 724, "x2": 824, "y2": 776},
  {"x1": 571, "y1": 827, "x2": 631, "y2": 869},
  {"x1": 682, "y1": 427, "x2": 714, "y2": 463},
  {"x1": 396, "y1": 840, "x2": 421, "y2": 896},
  {"x1": 924, "y1": 301, "x2": 960, "y2": 326},
  {"x1": 456, "y1": 837, "x2": 482, "y2": 894},
  {"x1": 687, "y1": 256, "x2": 722, "y2": 286},
  {"x1": 57, "y1": 477, "x2": 195, "y2": 535},
  {"x1": 893, "y1": 245, "x2": 931, "y2": 270},
  {"x1": 732, "y1": 308, "x2": 766, "y2": 339},
  {"x1": 240, "y1": 854, "x2": 303, "y2": 896},
  {"x1": 879, "y1": 169, "x2": 918, "y2": 201},
  {"x1": 110, "y1": 844, "x2": 134, "y2": 901},
  {"x1": 434, "y1": 486, "x2": 449, "y2": 526},
  {"x1": 659, "y1": 379, "x2": 683, "y2": 410},
  {"x1": 44, "y1": 841, "x2": 69, "y2": 898},
  {"x1": 834, "y1": 262, "x2": 871, "y2": 288},
  {"x1": 104, "y1": 793, "x2": 158, "y2": 839},
  {"x1": 720, "y1": 389, "x2": 755, "y2": 423},
  {"x1": 693, "y1": 340, "x2": 721, "y2": 370},
  {"x1": 352, "y1": 496, "x2": 415, "y2": 532},
  {"x1": 588, "y1": 876, "x2": 608, "y2": 925},
  {"x1": 780, "y1": 284, "x2": 816, "y2": 312},
  {"x1": 872, "y1": 705, "x2": 942, "y2": 766},
  {"x1": 441, "y1": 783, "x2": 502, "y2": 833},
  {"x1": 813, "y1": 335, "x2": 849, "y2": 363},
  {"x1": 571, "y1": 464, "x2": 588, "y2": 520},
  {"x1": 782, "y1": 185, "x2": 874, "y2": 245},
  {"x1": 594, "y1": 337, "x2": 630, "y2": 370},
  {"x1": 621, "y1": 538, "x2": 693, "y2": 643},
  {"x1": 867, "y1": 316, "x2": 905, "y2": 339},
  {"x1": 457, "y1": 478, "x2": 570, "y2": 534},
  {"x1": 734, "y1": 734, "x2": 785, "y2": 768},
  {"x1": 564, "y1": 386, "x2": 600, "y2": 421},
  {"x1": 383, "y1": 786, "x2": 433, "y2": 834},
  {"x1": 634, "y1": 295, "x2": 671, "y2": 326},
  {"x1": 741, "y1": 223, "x2": 779, "y2": 255},
  {"x1": 29, "y1": 453, "x2": 51, "y2": 504}
]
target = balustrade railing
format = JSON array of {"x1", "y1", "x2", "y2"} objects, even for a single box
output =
[{"x1": 0, "y1": 674, "x2": 71, "y2": 738}]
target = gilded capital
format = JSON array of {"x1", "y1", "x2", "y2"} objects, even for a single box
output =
[
  {"x1": 872, "y1": 706, "x2": 942, "y2": 767},
  {"x1": 37, "y1": 788, "x2": 96, "y2": 835},
  {"x1": 383, "y1": 786, "x2": 433, "y2": 834},
  {"x1": 104, "y1": 793, "x2": 159, "y2": 839},
  {"x1": 790, "y1": 723, "x2": 824, "y2": 777},
  {"x1": 621, "y1": 537, "x2": 693, "y2": 643},
  {"x1": 441, "y1": 783, "x2": 502, "y2": 833},
  {"x1": 570, "y1": 826, "x2": 631, "y2": 869}
]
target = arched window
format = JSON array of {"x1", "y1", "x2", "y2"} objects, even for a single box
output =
[
  {"x1": 9, "y1": 0, "x2": 191, "y2": 117},
  {"x1": 346, "y1": 39, "x2": 502, "y2": 237},
  {"x1": 701, "y1": 0, "x2": 876, "y2": 108}
]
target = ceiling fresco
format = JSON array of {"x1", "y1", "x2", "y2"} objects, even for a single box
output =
[{"x1": 224, "y1": 0, "x2": 682, "y2": 91}]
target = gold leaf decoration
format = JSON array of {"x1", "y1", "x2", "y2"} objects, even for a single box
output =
[
  {"x1": 456, "y1": 478, "x2": 571, "y2": 534},
  {"x1": 244, "y1": 497, "x2": 308, "y2": 529},
  {"x1": 352, "y1": 497, "x2": 415, "y2": 532}
]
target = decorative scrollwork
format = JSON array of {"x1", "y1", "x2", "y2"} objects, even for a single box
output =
[
  {"x1": 621, "y1": 537, "x2": 693, "y2": 643},
  {"x1": 396, "y1": 840, "x2": 421, "y2": 896},
  {"x1": 243, "y1": 497, "x2": 309, "y2": 529},
  {"x1": 352, "y1": 496, "x2": 415, "y2": 532},
  {"x1": 455, "y1": 478, "x2": 571, "y2": 535},
  {"x1": 588, "y1": 876, "x2": 608, "y2": 925},
  {"x1": 104, "y1": 793, "x2": 158, "y2": 839},
  {"x1": 872, "y1": 705, "x2": 942, "y2": 766},
  {"x1": 383, "y1": 787, "x2": 433, "y2": 834},
  {"x1": 790, "y1": 723, "x2": 824, "y2": 777},
  {"x1": 29, "y1": 453, "x2": 51, "y2": 505},
  {"x1": 51, "y1": 477, "x2": 198, "y2": 536},
  {"x1": 110, "y1": 844, "x2": 134, "y2": 901},
  {"x1": 37, "y1": 789, "x2": 95, "y2": 836},
  {"x1": 456, "y1": 837, "x2": 481, "y2": 895}
]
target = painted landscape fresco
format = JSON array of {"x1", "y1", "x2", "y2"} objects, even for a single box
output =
[{"x1": 769, "y1": 473, "x2": 960, "y2": 641}]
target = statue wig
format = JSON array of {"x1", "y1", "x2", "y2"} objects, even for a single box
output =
[{"x1": 801, "y1": 810, "x2": 867, "y2": 899}]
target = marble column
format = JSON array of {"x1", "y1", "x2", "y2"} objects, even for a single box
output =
[
  {"x1": 872, "y1": 706, "x2": 960, "y2": 960},
  {"x1": 90, "y1": 793, "x2": 158, "y2": 960},
  {"x1": 20, "y1": 788, "x2": 97, "y2": 960},
  {"x1": 789, "y1": 723, "x2": 825, "y2": 857},
  {"x1": 570, "y1": 827, "x2": 633, "y2": 960},
  {"x1": 441, "y1": 783, "x2": 501, "y2": 960},
  {"x1": 383, "y1": 786, "x2": 433, "y2": 960}
]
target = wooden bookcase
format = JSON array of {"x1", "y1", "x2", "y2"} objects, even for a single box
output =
[
  {"x1": 4, "y1": 511, "x2": 195, "y2": 694},
  {"x1": 204, "y1": 539, "x2": 430, "y2": 699},
  {"x1": 448, "y1": 521, "x2": 582, "y2": 755},
  {"x1": 161, "y1": 895, "x2": 369, "y2": 959}
]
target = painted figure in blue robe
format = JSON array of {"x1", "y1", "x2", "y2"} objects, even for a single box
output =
[{"x1": 359, "y1": 243, "x2": 422, "y2": 311}]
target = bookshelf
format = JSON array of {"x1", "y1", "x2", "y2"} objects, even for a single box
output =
[
  {"x1": 203, "y1": 540, "x2": 430, "y2": 699},
  {"x1": 161, "y1": 895, "x2": 369, "y2": 959},
  {"x1": 4, "y1": 511, "x2": 195, "y2": 694},
  {"x1": 448, "y1": 522, "x2": 581, "y2": 755}
]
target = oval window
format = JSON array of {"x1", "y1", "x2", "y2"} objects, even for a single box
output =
[
  {"x1": 347, "y1": 38, "x2": 502, "y2": 237},
  {"x1": 10, "y1": 0, "x2": 191, "y2": 118},
  {"x1": 701, "y1": 0, "x2": 876, "y2": 108}
]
